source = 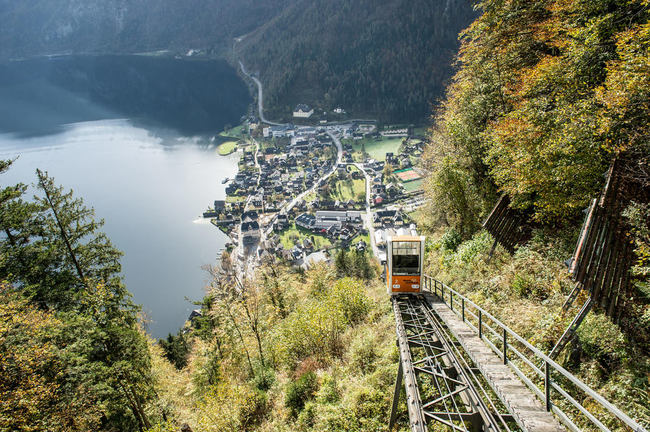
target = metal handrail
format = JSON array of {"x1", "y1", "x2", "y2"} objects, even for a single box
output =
[{"x1": 421, "y1": 275, "x2": 647, "y2": 432}]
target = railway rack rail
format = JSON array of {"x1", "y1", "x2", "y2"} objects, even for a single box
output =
[{"x1": 390, "y1": 274, "x2": 648, "y2": 432}]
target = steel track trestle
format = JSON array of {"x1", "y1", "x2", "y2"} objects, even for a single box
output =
[{"x1": 389, "y1": 295, "x2": 516, "y2": 432}]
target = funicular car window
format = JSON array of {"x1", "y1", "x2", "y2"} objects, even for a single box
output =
[{"x1": 392, "y1": 241, "x2": 420, "y2": 275}]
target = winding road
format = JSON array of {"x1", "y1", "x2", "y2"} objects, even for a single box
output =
[
  {"x1": 239, "y1": 61, "x2": 285, "y2": 127},
  {"x1": 235, "y1": 59, "x2": 381, "y2": 276},
  {"x1": 262, "y1": 131, "x2": 343, "y2": 238}
]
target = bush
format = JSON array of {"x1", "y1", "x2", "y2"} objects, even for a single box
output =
[
  {"x1": 317, "y1": 374, "x2": 341, "y2": 404},
  {"x1": 348, "y1": 331, "x2": 378, "y2": 374},
  {"x1": 192, "y1": 348, "x2": 221, "y2": 392},
  {"x1": 252, "y1": 366, "x2": 275, "y2": 391},
  {"x1": 272, "y1": 278, "x2": 371, "y2": 368},
  {"x1": 239, "y1": 390, "x2": 268, "y2": 430},
  {"x1": 576, "y1": 313, "x2": 627, "y2": 372},
  {"x1": 440, "y1": 228, "x2": 462, "y2": 252},
  {"x1": 297, "y1": 402, "x2": 317, "y2": 429},
  {"x1": 511, "y1": 273, "x2": 536, "y2": 298},
  {"x1": 441, "y1": 230, "x2": 494, "y2": 267},
  {"x1": 285, "y1": 371, "x2": 319, "y2": 417},
  {"x1": 159, "y1": 331, "x2": 191, "y2": 370},
  {"x1": 329, "y1": 278, "x2": 372, "y2": 326}
]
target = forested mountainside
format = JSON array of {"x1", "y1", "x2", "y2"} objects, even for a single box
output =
[
  {"x1": 0, "y1": 0, "x2": 295, "y2": 59},
  {"x1": 237, "y1": 0, "x2": 476, "y2": 122},
  {"x1": 418, "y1": 0, "x2": 649, "y2": 423},
  {"x1": 2, "y1": 0, "x2": 649, "y2": 431},
  {"x1": 422, "y1": 0, "x2": 650, "y2": 230},
  {"x1": 0, "y1": 0, "x2": 475, "y2": 122}
]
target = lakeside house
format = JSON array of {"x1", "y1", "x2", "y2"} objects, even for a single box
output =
[
  {"x1": 380, "y1": 127, "x2": 408, "y2": 137},
  {"x1": 314, "y1": 210, "x2": 361, "y2": 229},
  {"x1": 293, "y1": 104, "x2": 314, "y2": 118},
  {"x1": 241, "y1": 221, "x2": 260, "y2": 245}
]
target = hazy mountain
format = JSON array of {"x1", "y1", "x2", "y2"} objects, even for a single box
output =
[
  {"x1": 237, "y1": 0, "x2": 476, "y2": 122},
  {"x1": 0, "y1": 0, "x2": 297, "y2": 59},
  {"x1": 0, "y1": 0, "x2": 475, "y2": 122}
]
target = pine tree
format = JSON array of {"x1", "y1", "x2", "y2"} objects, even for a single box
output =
[{"x1": 1, "y1": 162, "x2": 157, "y2": 431}]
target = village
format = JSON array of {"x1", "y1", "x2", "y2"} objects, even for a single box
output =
[{"x1": 203, "y1": 103, "x2": 428, "y2": 271}]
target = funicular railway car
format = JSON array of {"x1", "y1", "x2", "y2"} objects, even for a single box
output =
[{"x1": 386, "y1": 235, "x2": 425, "y2": 295}]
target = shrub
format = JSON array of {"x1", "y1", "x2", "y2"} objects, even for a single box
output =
[
  {"x1": 252, "y1": 366, "x2": 275, "y2": 391},
  {"x1": 511, "y1": 273, "x2": 536, "y2": 298},
  {"x1": 285, "y1": 371, "x2": 319, "y2": 417},
  {"x1": 440, "y1": 228, "x2": 462, "y2": 252},
  {"x1": 272, "y1": 278, "x2": 371, "y2": 368},
  {"x1": 239, "y1": 390, "x2": 268, "y2": 430},
  {"x1": 348, "y1": 331, "x2": 378, "y2": 374},
  {"x1": 442, "y1": 230, "x2": 493, "y2": 267},
  {"x1": 317, "y1": 373, "x2": 341, "y2": 404},
  {"x1": 329, "y1": 278, "x2": 371, "y2": 326},
  {"x1": 297, "y1": 402, "x2": 317, "y2": 429},
  {"x1": 576, "y1": 313, "x2": 627, "y2": 373},
  {"x1": 159, "y1": 331, "x2": 191, "y2": 370}
]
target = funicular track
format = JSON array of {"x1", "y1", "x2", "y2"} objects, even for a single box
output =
[
  {"x1": 390, "y1": 295, "x2": 517, "y2": 432},
  {"x1": 390, "y1": 280, "x2": 649, "y2": 432}
]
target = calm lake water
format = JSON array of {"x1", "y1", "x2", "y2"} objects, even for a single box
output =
[{"x1": 0, "y1": 55, "x2": 251, "y2": 338}]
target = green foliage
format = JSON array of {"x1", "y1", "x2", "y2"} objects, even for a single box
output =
[
  {"x1": 159, "y1": 331, "x2": 192, "y2": 370},
  {"x1": 316, "y1": 374, "x2": 341, "y2": 404},
  {"x1": 334, "y1": 249, "x2": 376, "y2": 280},
  {"x1": 285, "y1": 371, "x2": 318, "y2": 417},
  {"x1": 439, "y1": 230, "x2": 494, "y2": 267},
  {"x1": 0, "y1": 286, "x2": 102, "y2": 432},
  {"x1": 576, "y1": 313, "x2": 627, "y2": 372},
  {"x1": 348, "y1": 330, "x2": 378, "y2": 374},
  {"x1": 422, "y1": 0, "x2": 650, "y2": 226},
  {"x1": 439, "y1": 228, "x2": 462, "y2": 252},
  {"x1": 251, "y1": 366, "x2": 276, "y2": 392},
  {"x1": 192, "y1": 348, "x2": 222, "y2": 393},
  {"x1": 0, "y1": 161, "x2": 157, "y2": 431},
  {"x1": 239, "y1": 390, "x2": 268, "y2": 430},
  {"x1": 149, "y1": 267, "x2": 401, "y2": 432},
  {"x1": 624, "y1": 203, "x2": 650, "y2": 286},
  {"x1": 272, "y1": 278, "x2": 371, "y2": 369},
  {"x1": 195, "y1": 381, "x2": 268, "y2": 432},
  {"x1": 239, "y1": 0, "x2": 475, "y2": 122}
]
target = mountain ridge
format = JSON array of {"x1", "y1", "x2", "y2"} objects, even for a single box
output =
[{"x1": 0, "y1": 0, "x2": 475, "y2": 122}]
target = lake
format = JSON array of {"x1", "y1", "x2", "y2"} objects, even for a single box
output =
[{"x1": 0, "y1": 55, "x2": 251, "y2": 338}]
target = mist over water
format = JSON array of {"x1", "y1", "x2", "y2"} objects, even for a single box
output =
[{"x1": 0, "y1": 56, "x2": 251, "y2": 338}]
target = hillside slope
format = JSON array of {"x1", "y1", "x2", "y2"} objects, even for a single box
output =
[
  {"x1": 0, "y1": 0, "x2": 296, "y2": 59},
  {"x1": 237, "y1": 0, "x2": 476, "y2": 122}
]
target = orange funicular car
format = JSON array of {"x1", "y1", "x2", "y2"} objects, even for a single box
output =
[{"x1": 386, "y1": 235, "x2": 425, "y2": 295}]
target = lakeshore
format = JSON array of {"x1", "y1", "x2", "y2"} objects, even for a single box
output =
[
  {"x1": 206, "y1": 99, "x2": 428, "y2": 276},
  {"x1": 0, "y1": 55, "x2": 251, "y2": 338}
]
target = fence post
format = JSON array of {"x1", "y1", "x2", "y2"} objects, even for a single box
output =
[
  {"x1": 478, "y1": 310, "x2": 483, "y2": 339},
  {"x1": 545, "y1": 361, "x2": 551, "y2": 412},
  {"x1": 462, "y1": 298, "x2": 465, "y2": 322},
  {"x1": 450, "y1": 290, "x2": 453, "y2": 311},
  {"x1": 441, "y1": 284, "x2": 445, "y2": 303},
  {"x1": 503, "y1": 328, "x2": 507, "y2": 365}
]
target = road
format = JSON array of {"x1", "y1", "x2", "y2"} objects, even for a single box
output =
[
  {"x1": 262, "y1": 131, "x2": 343, "y2": 238},
  {"x1": 352, "y1": 162, "x2": 380, "y2": 260},
  {"x1": 239, "y1": 61, "x2": 285, "y2": 127},
  {"x1": 233, "y1": 136, "x2": 264, "y2": 279},
  {"x1": 232, "y1": 63, "x2": 366, "y2": 276}
]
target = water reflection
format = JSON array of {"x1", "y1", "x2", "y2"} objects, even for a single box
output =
[
  {"x1": 0, "y1": 55, "x2": 251, "y2": 136},
  {"x1": 0, "y1": 55, "x2": 249, "y2": 337}
]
